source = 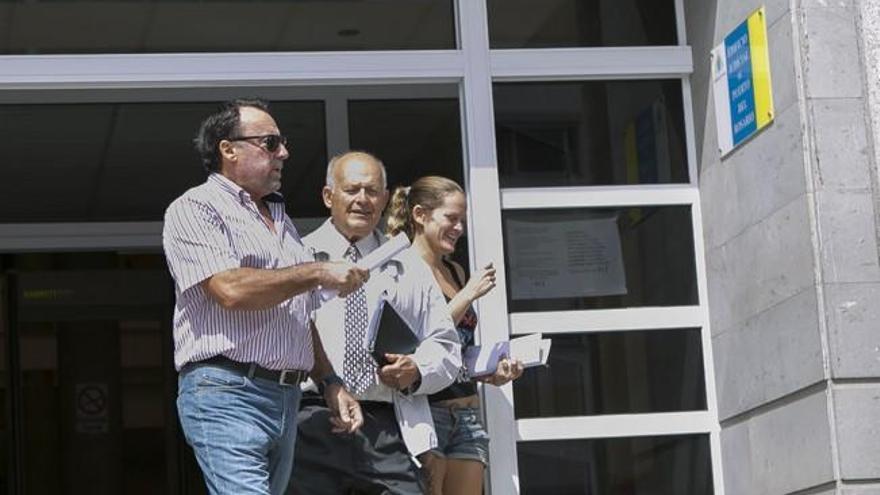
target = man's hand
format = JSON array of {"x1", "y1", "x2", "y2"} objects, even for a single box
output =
[
  {"x1": 323, "y1": 383, "x2": 363, "y2": 434},
  {"x1": 378, "y1": 354, "x2": 421, "y2": 391},
  {"x1": 476, "y1": 357, "x2": 523, "y2": 387},
  {"x1": 320, "y1": 261, "x2": 369, "y2": 297}
]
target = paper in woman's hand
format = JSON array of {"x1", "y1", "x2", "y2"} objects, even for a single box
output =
[{"x1": 464, "y1": 333, "x2": 551, "y2": 378}]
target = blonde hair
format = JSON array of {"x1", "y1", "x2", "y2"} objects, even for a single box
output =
[{"x1": 385, "y1": 176, "x2": 464, "y2": 240}]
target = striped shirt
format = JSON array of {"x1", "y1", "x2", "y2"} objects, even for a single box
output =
[{"x1": 162, "y1": 173, "x2": 316, "y2": 371}]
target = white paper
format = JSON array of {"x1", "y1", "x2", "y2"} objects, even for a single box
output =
[
  {"x1": 463, "y1": 342, "x2": 507, "y2": 377},
  {"x1": 509, "y1": 333, "x2": 542, "y2": 366},
  {"x1": 506, "y1": 214, "x2": 627, "y2": 300},
  {"x1": 319, "y1": 233, "x2": 410, "y2": 301},
  {"x1": 357, "y1": 233, "x2": 410, "y2": 271},
  {"x1": 538, "y1": 339, "x2": 552, "y2": 365},
  {"x1": 464, "y1": 333, "x2": 551, "y2": 377}
]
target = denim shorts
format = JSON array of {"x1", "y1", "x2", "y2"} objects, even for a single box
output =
[{"x1": 428, "y1": 403, "x2": 490, "y2": 466}]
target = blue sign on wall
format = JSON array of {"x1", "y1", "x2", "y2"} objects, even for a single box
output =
[
  {"x1": 712, "y1": 6, "x2": 774, "y2": 156},
  {"x1": 725, "y1": 22, "x2": 757, "y2": 146}
]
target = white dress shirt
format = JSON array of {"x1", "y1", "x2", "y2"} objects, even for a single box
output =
[{"x1": 304, "y1": 219, "x2": 461, "y2": 455}]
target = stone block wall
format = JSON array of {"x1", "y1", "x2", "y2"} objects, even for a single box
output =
[{"x1": 686, "y1": 0, "x2": 880, "y2": 492}]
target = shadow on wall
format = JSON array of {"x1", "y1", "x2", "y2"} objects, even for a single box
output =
[{"x1": 684, "y1": 0, "x2": 719, "y2": 170}]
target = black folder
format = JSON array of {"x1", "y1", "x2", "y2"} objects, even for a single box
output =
[{"x1": 369, "y1": 300, "x2": 420, "y2": 366}]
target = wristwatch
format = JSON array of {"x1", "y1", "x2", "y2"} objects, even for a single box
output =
[
  {"x1": 318, "y1": 373, "x2": 345, "y2": 395},
  {"x1": 400, "y1": 373, "x2": 422, "y2": 396}
]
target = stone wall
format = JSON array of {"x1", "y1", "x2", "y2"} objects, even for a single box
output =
[{"x1": 686, "y1": 0, "x2": 880, "y2": 493}]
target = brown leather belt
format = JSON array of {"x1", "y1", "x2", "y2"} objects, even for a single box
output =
[{"x1": 199, "y1": 355, "x2": 309, "y2": 387}]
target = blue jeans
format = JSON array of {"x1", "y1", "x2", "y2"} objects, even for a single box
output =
[{"x1": 177, "y1": 364, "x2": 302, "y2": 495}]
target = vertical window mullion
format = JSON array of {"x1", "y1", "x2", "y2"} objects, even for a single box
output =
[
  {"x1": 690, "y1": 197, "x2": 727, "y2": 494},
  {"x1": 676, "y1": 0, "x2": 688, "y2": 46},
  {"x1": 456, "y1": 1, "x2": 520, "y2": 494},
  {"x1": 682, "y1": 77, "x2": 701, "y2": 187}
]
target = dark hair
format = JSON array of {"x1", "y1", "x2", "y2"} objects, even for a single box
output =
[
  {"x1": 193, "y1": 98, "x2": 270, "y2": 173},
  {"x1": 385, "y1": 176, "x2": 464, "y2": 240}
]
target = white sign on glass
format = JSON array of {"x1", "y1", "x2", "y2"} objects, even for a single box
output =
[{"x1": 506, "y1": 214, "x2": 627, "y2": 300}]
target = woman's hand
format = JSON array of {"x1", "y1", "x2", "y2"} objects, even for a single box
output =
[
  {"x1": 462, "y1": 262, "x2": 496, "y2": 303},
  {"x1": 477, "y1": 357, "x2": 524, "y2": 387}
]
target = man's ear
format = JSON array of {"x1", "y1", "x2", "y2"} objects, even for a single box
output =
[
  {"x1": 322, "y1": 186, "x2": 333, "y2": 209},
  {"x1": 219, "y1": 140, "x2": 236, "y2": 163}
]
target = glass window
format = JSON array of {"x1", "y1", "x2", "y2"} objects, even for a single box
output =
[
  {"x1": 0, "y1": 101, "x2": 326, "y2": 223},
  {"x1": 348, "y1": 97, "x2": 467, "y2": 267},
  {"x1": 348, "y1": 98, "x2": 464, "y2": 190},
  {"x1": 494, "y1": 81, "x2": 689, "y2": 187},
  {"x1": 518, "y1": 435, "x2": 714, "y2": 494},
  {"x1": 514, "y1": 329, "x2": 706, "y2": 418},
  {"x1": 502, "y1": 206, "x2": 697, "y2": 312},
  {"x1": 1, "y1": 94, "x2": 467, "y2": 226},
  {"x1": 0, "y1": 0, "x2": 455, "y2": 54},
  {"x1": 488, "y1": 0, "x2": 677, "y2": 48}
]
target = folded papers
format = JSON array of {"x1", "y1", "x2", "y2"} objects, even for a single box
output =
[{"x1": 463, "y1": 333, "x2": 551, "y2": 377}]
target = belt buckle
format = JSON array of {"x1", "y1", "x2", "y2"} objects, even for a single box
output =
[{"x1": 279, "y1": 369, "x2": 303, "y2": 387}]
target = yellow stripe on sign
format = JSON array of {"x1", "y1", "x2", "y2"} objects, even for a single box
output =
[{"x1": 747, "y1": 6, "x2": 774, "y2": 129}]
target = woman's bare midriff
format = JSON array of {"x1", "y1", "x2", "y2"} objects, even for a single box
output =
[{"x1": 435, "y1": 394, "x2": 480, "y2": 409}]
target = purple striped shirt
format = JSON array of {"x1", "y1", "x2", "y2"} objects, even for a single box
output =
[{"x1": 162, "y1": 173, "x2": 316, "y2": 371}]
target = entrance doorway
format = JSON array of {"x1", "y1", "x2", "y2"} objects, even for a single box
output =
[
  {"x1": 0, "y1": 86, "x2": 467, "y2": 495},
  {"x1": 1, "y1": 252, "x2": 205, "y2": 495}
]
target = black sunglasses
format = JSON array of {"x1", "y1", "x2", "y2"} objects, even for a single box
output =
[{"x1": 228, "y1": 134, "x2": 288, "y2": 152}]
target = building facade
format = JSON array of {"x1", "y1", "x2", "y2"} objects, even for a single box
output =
[
  {"x1": 0, "y1": 0, "x2": 877, "y2": 494},
  {"x1": 689, "y1": 0, "x2": 880, "y2": 494}
]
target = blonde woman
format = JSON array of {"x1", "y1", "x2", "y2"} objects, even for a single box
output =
[{"x1": 386, "y1": 176, "x2": 523, "y2": 495}]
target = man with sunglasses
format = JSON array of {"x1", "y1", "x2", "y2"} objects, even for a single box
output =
[{"x1": 163, "y1": 99, "x2": 367, "y2": 495}]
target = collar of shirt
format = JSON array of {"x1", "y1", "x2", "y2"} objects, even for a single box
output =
[
  {"x1": 207, "y1": 173, "x2": 284, "y2": 206},
  {"x1": 308, "y1": 218, "x2": 383, "y2": 261}
]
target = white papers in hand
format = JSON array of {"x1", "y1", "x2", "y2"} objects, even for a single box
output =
[
  {"x1": 357, "y1": 232, "x2": 410, "y2": 270},
  {"x1": 319, "y1": 233, "x2": 411, "y2": 301},
  {"x1": 508, "y1": 333, "x2": 542, "y2": 366},
  {"x1": 464, "y1": 333, "x2": 551, "y2": 377}
]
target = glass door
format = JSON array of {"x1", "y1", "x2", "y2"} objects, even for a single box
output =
[{"x1": 2, "y1": 252, "x2": 191, "y2": 495}]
